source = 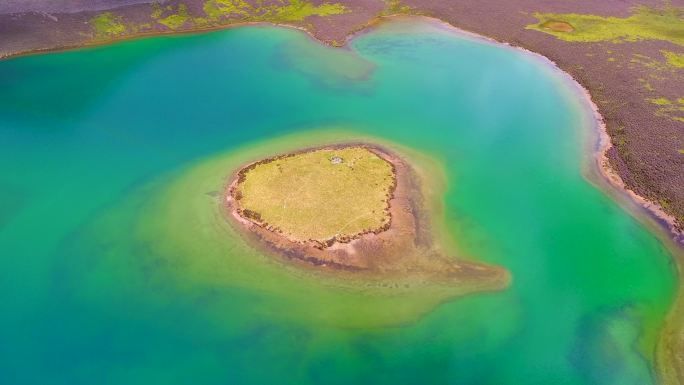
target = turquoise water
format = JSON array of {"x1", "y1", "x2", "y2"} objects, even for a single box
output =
[{"x1": 0, "y1": 19, "x2": 677, "y2": 384}]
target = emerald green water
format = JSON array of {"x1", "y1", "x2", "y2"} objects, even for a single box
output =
[{"x1": 0, "y1": 19, "x2": 678, "y2": 384}]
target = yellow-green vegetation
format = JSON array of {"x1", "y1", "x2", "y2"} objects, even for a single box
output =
[
  {"x1": 234, "y1": 146, "x2": 395, "y2": 242},
  {"x1": 202, "y1": 0, "x2": 347, "y2": 22},
  {"x1": 638, "y1": 78, "x2": 655, "y2": 92},
  {"x1": 630, "y1": 53, "x2": 668, "y2": 71},
  {"x1": 89, "y1": 12, "x2": 127, "y2": 38},
  {"x1": 382, "y1": 0, "x2": 412, "y2": 15},
  {"x1": 527, "y1": 5, "x2": 684, "y2": 46},
  {"x1": 203, "y1": 0, "x2": 251, "y2": 19},
  {"x1": 274, "y1": 0, "x2": 346, "y2": 21},
  {"x1": 157, "y1": 4, "x2": 191, "y2": 30},
  {"x1": 650, "y1": 97, "x2": 673, "y2": 105},
  {"x1": 90, "y1": 1, "x2": 347, "y2": 39},
  {"x1": 648, "y1": 97, "x2": 684, "y2": 123},
  {"x1": 151, "y1": 3, "x2": 163, "y2": 20},
  {"x1": 612, "y1": 125, "x2": 628, "y2": 152},
  {"x1": 662, "y1": 50, "x2": 684, "y2": 68}
]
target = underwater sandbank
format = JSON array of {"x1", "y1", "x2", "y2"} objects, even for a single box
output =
[{"x1": 119, "y1": 130, "x2": 511, "y2": 328}]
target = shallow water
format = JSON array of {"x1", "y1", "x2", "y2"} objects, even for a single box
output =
[{"x1": 0, "y1": 19, "x2": 677, "y2": 385}]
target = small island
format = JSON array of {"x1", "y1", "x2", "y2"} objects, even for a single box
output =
[{"x1": 225, "y1": 143, "x2": 508, "y2": 288}]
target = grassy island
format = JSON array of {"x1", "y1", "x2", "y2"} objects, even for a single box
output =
[
  {"x1": 233, "y1": 146, "x2": 395, "y2": 245},
  {"x1": 225, "y1": 141, "x2": 509, "y2": 292}
]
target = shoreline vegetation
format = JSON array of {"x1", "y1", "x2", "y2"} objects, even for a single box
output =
[{"x1": 224, "y1": 142, "x2": 510, "y2": 292}]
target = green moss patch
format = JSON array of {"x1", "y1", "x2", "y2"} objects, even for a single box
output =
[
  {"x1": 202, "y1": 0, "x2": 347, "y2": 23},
  {"x1": 649, "y1": 97, "x2": 673, "y2": 106},
  {"x1": 662, "y1": 50, "x2": 684, "y2": 68},
  {"x1": 90, "y1": 12, "x2": 127, "y2": 38},
  {"x1": 382, "y1": 0, "x2": 412, "y2": 16},
  {"x1": 92, "y1": 1, "x2": 347, "y2": 39},
  {"x1": 157, "y1": 4, "x2": 191, "y2": 30},
  {"x1": 649, "y1": 97, "x2": 684, "y2": 123},
  {"x1": 203, "y1": 0, "x2": 252, "y2": 19},
  {"x1": 527, "y1": 5, "x2": 684, "y2": 46}
]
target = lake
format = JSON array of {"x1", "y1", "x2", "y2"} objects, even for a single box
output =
[{"x1": 0, "y1": 18, "x2": 677, "y2": 385}]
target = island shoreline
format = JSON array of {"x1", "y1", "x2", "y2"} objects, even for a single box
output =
[
  {"x1": 227, "y1": 143, "x2": 397, "y2": 250},
  {"x1": 219, "y1": 139, "x2": 511, "y2": 300}
]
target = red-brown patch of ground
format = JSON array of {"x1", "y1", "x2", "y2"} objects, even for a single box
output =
[{"x1": 540, "y1": 20, "x2": 574, "y2": 32}]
